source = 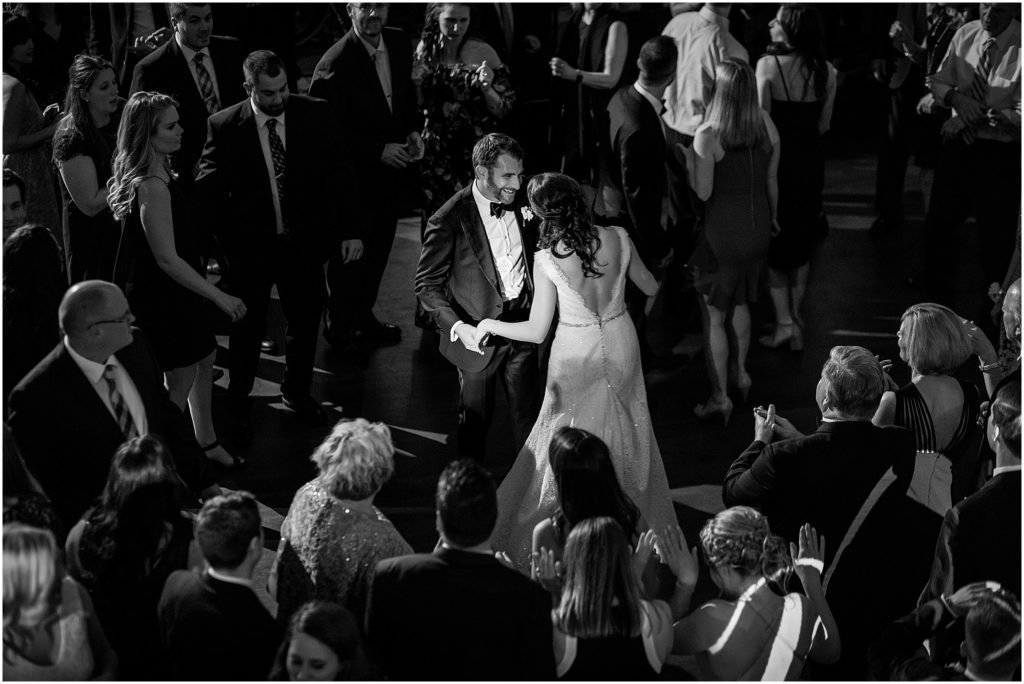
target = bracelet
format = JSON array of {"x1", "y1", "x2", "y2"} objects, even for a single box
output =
[
  {"x1": 794, "y1": 558, "x2": 824, "y2": 574},
  {"x1": 940, "y1": 593, "x2": 954, "y2": 614},
  {"x1": 979, "y1": 361, "x2": 1000, "y2": 373},
  {"x1": 575, "y1": 70, "x2": 584, "y2": 84}
]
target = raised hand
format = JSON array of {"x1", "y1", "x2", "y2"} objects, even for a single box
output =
[
  {"x1": 875, "y1": 355, "x2": 900, "y2": 392},
  {"x1": 943, "y1": 581, "x2": 1004, "y2": 618},
  {"x1": 790, "y1": 523, "x2": 826, "y2": 586},
  {"x1": 654, "y1": 525, "x2": 699, "y2": 587},
  {"x1": 476, "y1": 60, "x2": 495, "y2": 89},
  {"x1": 531, "y1": 546, "x2": 563, "y2": 593},
  {"x1": 340, "y1": 238, "x2": 363, "y2": 264},
  {"x1": 754, "y1": 403, "x2": 777, "y2": 444}
]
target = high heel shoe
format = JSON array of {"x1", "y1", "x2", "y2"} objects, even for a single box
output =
[
  {"x1": 694, "y1": 397, "x2": 734, "y2": 427},
  {"x1": 758, "y1": 322, "x2": 803, "y2": 351}
]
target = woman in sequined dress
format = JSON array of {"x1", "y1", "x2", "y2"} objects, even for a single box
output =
[
  {"x1": 476, "y1": 173, "x2": 677, "y2": 572},
  {"x1": 270, "y1": 419, "x2": 412, "y2": 624}
]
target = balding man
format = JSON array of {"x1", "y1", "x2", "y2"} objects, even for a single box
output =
[{"x1": 7, "y1": 280, "x2": 215, "y2": 527}]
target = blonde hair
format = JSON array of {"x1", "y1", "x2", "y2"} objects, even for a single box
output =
[
  {"x1": 107, "y1": 91, "x2": 178, "y2": 221},
  {"x1": 699, "y1": 506, "x2": 792, "y2": 586},
  {"x1": 900, "y1": 302, "x2": 972, "y2": 375},
  {"x1": 311, "y1": 418, "x2": 395, "y2": 500},
  {"x1": 703, "y1": 58, "x2": 767, "y2": 151},
  {"x1": 3, "y1": 524, "x2": 61, "y2": 661}
]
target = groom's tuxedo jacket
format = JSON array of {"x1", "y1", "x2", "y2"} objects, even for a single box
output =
[{"x1": 415, "y1": 185, "x2": 538, "y2": 374}]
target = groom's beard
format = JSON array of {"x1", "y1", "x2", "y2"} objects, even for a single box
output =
[{"x1": 483, "y1": 171, "x2": 516, "y2": 205}]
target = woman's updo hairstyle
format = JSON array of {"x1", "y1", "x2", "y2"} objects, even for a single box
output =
[
  {"x1": 528, "y1": 172, "x2": 603, "y2": 278},
  {"x1": 699, "y1": 506, "x2": 792, "y2": 586}
]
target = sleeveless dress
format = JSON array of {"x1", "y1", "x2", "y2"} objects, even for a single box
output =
[
  {"x1": 492, "y1": 226, "x2": 677, "y2": 570},
  {"x1": 688, "y1": 132, "x2": 772, "y2": 310},
  {"x1": 116, "y1": 175, "x2": 215, "y2": 370},
  {"x1": 556, "y1": 601, "x2": 663, "y2": 679},
  {"x1": 766, "y1": 55, "x2": 826, "y2": 270},
  {"x1": 1, "y1": 578, "x2": 98, "y2": 681},
  {"x1": 52, "y1": 116, "x2": 120, "y2": 284}
]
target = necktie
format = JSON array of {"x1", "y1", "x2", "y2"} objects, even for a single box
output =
[
  {"x1": 490, "y1": 202, "x2": 506, "y2": 218},
  {"x1": 103, "y1": 365, "x2": 138, "y2": 441},
  {"x1": 193, "y1": 52, "x2": 220, "y2": 116},
  {"x1": 373, "y1": 50, "x2": 393, "y2": 112},
  {"x1": 963, "y1": 37, "x2": 997, "y2": 144},
  {"x1": 266, "y1": 118, "x2": 286, "y2": 230}
]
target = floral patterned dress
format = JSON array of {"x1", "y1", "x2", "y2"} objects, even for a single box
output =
[{"x1": 419, "y1": 58, "x2": 515, "y2": 215}]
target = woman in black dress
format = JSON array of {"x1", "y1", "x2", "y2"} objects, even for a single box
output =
[
  {"x1": 107, "y1": 91, "x2": 246, "y2": 468},
  {"x1": 755, "y1": 4, "x2": 836, "y2": 350},
  {"x1": 52, "y1": 54, "x2": 121, "y2": 284}
]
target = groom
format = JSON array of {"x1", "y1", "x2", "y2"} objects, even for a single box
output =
[{"x1": 415, "y1": 134, "x2": 541, "y2": 463}]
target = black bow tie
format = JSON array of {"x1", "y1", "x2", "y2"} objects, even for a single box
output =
[{"x1": 489, "y1": 202, "x2": 507, "y2": 218}]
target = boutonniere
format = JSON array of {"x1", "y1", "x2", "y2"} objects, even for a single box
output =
[{"x1": 520, "y1": 206, "x2": 535, "y2": 222}]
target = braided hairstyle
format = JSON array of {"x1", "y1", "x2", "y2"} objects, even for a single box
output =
[
  {"x1": 699, "y1": 506, "x2": 792, "y2": 588},
  {"x1": 528, "y1": 172, "x2": 604, "y2": 278}
]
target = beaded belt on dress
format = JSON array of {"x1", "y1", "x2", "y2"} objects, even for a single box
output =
[{"x1": 558, "y1": 308, "x2": 628, "y2": 327}]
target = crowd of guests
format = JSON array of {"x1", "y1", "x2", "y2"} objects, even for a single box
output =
[{"x1": 2, "y1": 1, "x2": 1022, "y2": 681}]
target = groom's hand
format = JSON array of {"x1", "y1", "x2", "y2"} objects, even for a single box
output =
[{"x1": 455, "y1": 323, "x2": 485, "y2": 355}]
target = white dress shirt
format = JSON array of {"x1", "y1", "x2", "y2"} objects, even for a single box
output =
[
  {"x1": 64, "y1": 337, "x2": 148, "y2": 436},
  {"x1": 993, "y1": 464, "x2": 1022, "y2": 477},
  {"x1": 357, "y1": 32, "x2": 393, "y2": 112},
  {"x1": 175, "y1": 33, "x2": 221, "y2": 105},
  {"x1": 449, "y1": 183, "x2": 527, "y2": 342},
  {"x1": 251, "y1": 100, "x2": 286, "y2": 234},
  {"x1": 661, "y1": 6, "x2": 749, "y2": 136}
]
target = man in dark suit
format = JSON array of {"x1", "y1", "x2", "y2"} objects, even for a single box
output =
[
  {"x1": 415, "y1": 134, "x2": 540, "y2": 462},
  {"x1": 605, "y1": 35, "x2": 677, "y2": 369},
  {"x1": 309, "y1": 3, "x2": 420, "y2": 349},
  {"x1": 7, "y1": 280, "x2": 215, "y2": 527},
  {"x1": 196, "y1": 50, "x2": 357, "y2": 441},
  {"x1": 130, "y1": 3, "x2": 246, "y2": 179},
  {"x1": 158, "y1": 490, "x2": 280, "y2": 680},
  {"x1": 88, "y1": 2, "x2": 172, "y2": 93},
  {"x1": 365, "y1": 459, "x2": 555, "y2": 680},
  {"x1": 722, "y1": 345, "x2": 916, "y2": 565}
]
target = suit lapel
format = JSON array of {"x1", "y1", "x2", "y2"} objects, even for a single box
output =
[
  {"x1": 55, "y1": 346, "x2": 124, "y2": 440},
  {"x1": 460, "y1": 187, "x2": 500, "y2": 291},
  {"x1": 348, "y1": 29, "x2": 392, "y2": 119},
  {"x1": 168, "y1": 38, "x2": 204, "y2": 109}
]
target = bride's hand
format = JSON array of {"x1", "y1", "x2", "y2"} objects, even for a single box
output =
[{"x1": 477, "y1": 319, "x2": 496, "y2": 335}]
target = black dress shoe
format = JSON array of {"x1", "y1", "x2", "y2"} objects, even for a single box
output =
[
  {"x1": 261, "y1": 338, "x2": 279, "y2": 355},
  {"x1": 281, "y1": 393, "x2": 328, "y2": 425},
  {"x1": 360, "y1": 321, "x2": 402, "y2": 345}
]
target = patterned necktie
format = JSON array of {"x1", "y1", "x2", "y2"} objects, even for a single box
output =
[
  {"x1": 193, "y1": 52, "x2": 220, "y2": 116},
  {"x1": 963, "y1": 37, "x2": 997, "y2": 144},
  {"x1": 103, "y1": 364, "x2": 138, "y2": 441},
  {"x1": 266, "y1": 118, "x2": 287, "y2": 230}
]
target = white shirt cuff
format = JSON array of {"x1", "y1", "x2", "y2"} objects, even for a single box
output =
[{"x1": 450, "y1": 320, "x2": 465, "y2": 343}]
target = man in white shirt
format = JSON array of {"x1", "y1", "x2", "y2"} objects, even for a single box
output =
[
  {"x1": 7, "y1": 280, "x2": 215, "y2": 527},
  {"x1": 415, "y1": 134, "x2": 541, "y2": 462},
  {"x1": 130, "y1": 3, "x2": 246, "y2": 178}
]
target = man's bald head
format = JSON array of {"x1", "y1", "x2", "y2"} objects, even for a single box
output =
[
  {"x1": 59, "y1": 280, "x2": 122, "y2": 337},
  {"x1": 1003, "y1": 278, "x2": 1021, "y2": 340}
]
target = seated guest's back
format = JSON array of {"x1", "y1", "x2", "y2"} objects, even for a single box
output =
[
  {"x1": 158, "y1": 490, "x2": 281, "y2": 680},
  {"x1": 2, "y1": 523, "x2": 118, "y2": 679},
  {"x1": 269, "y1": 601, "x2": 372, "y2": 681},
  {"x1": 2, "y1": 424, "x2": 63, "y2": 543},
  {"x1": 365, "y1": 459, "x2": 556, "y2": 680},
  {"x1": 65, "y1": 434, "x2": 198, "y2": 680},
  {"x1": 271, "y1": 419, "x2": 411, "y2": 623},
  {"x1": 552, "y1": 517, "x2": 674, "y2": 679}
]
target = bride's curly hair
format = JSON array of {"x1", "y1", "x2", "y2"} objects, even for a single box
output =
[{"x1": 528, "y1": 173, "x2": 603, "y2": 278}]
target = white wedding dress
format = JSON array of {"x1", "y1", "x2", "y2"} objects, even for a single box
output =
[{"x1": 492, "y1": 226, "x2": 678, "y2": 570}]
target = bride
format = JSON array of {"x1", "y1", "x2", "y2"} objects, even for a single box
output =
[{"x1": 478, "y1": 172, "x2": 677, "y2": 571}]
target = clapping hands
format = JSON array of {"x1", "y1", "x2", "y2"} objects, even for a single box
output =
[{"x1": 652, "y1": 525, "x2": 700, "y2": 588}]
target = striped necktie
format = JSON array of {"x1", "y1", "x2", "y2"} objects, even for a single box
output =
[
  {"x1": 193, "y1": 52, "x2": 220, "y2": 116},
  {"x1": 266, "y1": 118, "x2": 287, "y2": 230},
  {"x1": 103, "y1": 364, "x2": 138, "y2": 441},
  {"x1": 962, "y1": 37, "x2": 997, "y2": 144}
]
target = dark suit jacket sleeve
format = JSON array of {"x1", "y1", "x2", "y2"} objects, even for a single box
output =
[
  {"x1": 128, "y1": 51, "x2": 152, "y2": 96},
  {"x1": 363, "y1": 563, "x2": 395, "y2": 669},
  {"x1": 7, "y1": 381, "x2": 61, "y2": 507},
  {"x1": 414, "y1": 210, "x2": 460, "y2": 335},
  {"x1": 866, "y1": 600, "x2": 950, "y2": 681},
  {"x1": 194, "y1": 113, "x2": 228, "y2": 239},
  {"x1": 919, "y1": 506, "x2": 959, "y2": 606},
  {"x1": 722, "y1": 440, "x2": 777, "y2": 508},
  {"x1": 518, "y1": 587, "x2": 557, "y2": 679},
  {"x1": 619, "y1": 126, "x2": 670, "y2": 263},
  {"x1": 308, "y1": 53, "x2": 388, "y2": 169},
  {"x1": 321, "y1": 100, "x2": 361, "y2": 243}
]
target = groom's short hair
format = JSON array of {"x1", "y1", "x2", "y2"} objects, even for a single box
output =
[
  {"x1": 472, "y1": 133, "x2": 524, "y2": 171},
  {"x1": 436, "y1": 459, "x2": 497, "y2": 548}
]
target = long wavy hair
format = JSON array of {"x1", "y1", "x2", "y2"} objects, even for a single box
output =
[
  {"x1": 55, "y1": 54, "x2": 117, "y2": 157},
  {"x1": 699, "y1": 506, "x2": 793, "y2": 590},
  {"x1": 704, "y1": 58, "x2": 767, "y2": 151},
  {"x1": 419, "y1": 3, "x2": 473, "y2": 64},
  {"x1": 528, "y1": 172, "x2": 603, "y2": 278},
  {"x1": 549, "y1": 426, "x2": 640, "y2": 545},
  {"x1": 3, "y1": 524, "x2": 62, "y2": 664},
  {"x1": 766, "y1": 4, "x2": 829, "y2": 100},
  {"x1": 557, "y1": 517, "x2": 644, "y2": 639},
  {"x1": 78, "y1": 435, "x2": 186, "y2": 586},
  {"x1": 107, "y1": 91, "x2": 177, "y2": 221}
]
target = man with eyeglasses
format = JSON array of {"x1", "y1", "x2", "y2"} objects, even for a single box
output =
[
  {"x1": 8, "y1": 280, "x2": 218, "y2": 528},
  {"x1": 309, "y1": 2, "x2": 421, "y2": 350}
]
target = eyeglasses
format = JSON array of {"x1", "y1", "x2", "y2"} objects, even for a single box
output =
[
  {"x1": 87, "y1": 310, "x2": 133, "y2": 328},
  {"x1": 352, "y1": 3, "x2": 386, "y2": 13}
]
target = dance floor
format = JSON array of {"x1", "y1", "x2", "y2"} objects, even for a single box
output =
[{"x1": 206, "y1": 150, "x2": 988, "y2": 627}]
